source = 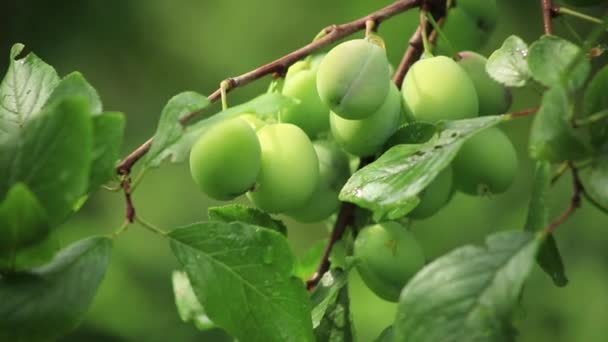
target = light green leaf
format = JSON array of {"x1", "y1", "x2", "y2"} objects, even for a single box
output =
[
  {"x1": 529, "y1": 86, "x2": 590, "y2": 163},
  {"x1": 339, "y1": 116, "x2": 504, "y2": 220},
  {"x1": 385, "y1": 122, "x2": 437, "y2": 149},
  {"x1": 486, "y1": 35, "x2": 530, "y2": 87},
  {"x1": 169, "y1": 221, "x2": 313, "y2": 342},
  {"x1": 88, "y1": 112, "x2": 125, "y2": 192},
  {"x1": 524, "y1": 162, "x2": 567, "y2": 287},
  {"x1": 0, "y1": 97, "x2": 93, "y2": 227},
  {"x1": 45, "y1": 72, "x2": 102, "y2": 114},
  {"x1": 311, "y1": 269, "x2": 354, "y2": 342},
  {"x1": 208, "y1": 204, "x2": 287, "y2": 236},
  {"x1": 527, "y1": 36, "x2": 591, "y2": 91},
  {"x1": 580, "y1": 155, "x2": 608, "y2": 213},
  {"x1": 0, "y1": 183, "x2": 49, "y2": 259},
  {"x1": 143, "y1": 91, "x2": 210, "y2": 168},
  {"x1": 394, "y1": 231, "x2": 541, "y2": 342},
  {"x1": 172, "y1": 270, "x2": 215, "y2": 331},
  {"x1": 0, "y1": 43, "x2": 60, "y2": 143},
  {"x1": 0, "y1": 237, "x2": 112, "y2": 341}
]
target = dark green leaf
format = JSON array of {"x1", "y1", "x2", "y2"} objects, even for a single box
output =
[
  {"x1": 0, "y1": 237, "x2": 112, "y2": 341},
  {"x1": 172, "y1": 270, "x2": 215, "y2": 331},
  {"x1": 580, "y1": 155, "x2": 608, "y2": 213},
  {"x1": 529, "y1": 86, "x2": 590, "y2": 163},
  {"x1": 169, "y1": 221, "x2": 313, "y2": 342},
  {"x1": 88, "y1": 112, "x2": 125, "y2": 192},
  {"x1": 208, "y1": 204, "x2": 287, "y2": 236},
  {"x1": 527, "y1": 36, "x2": 590, "y2": 91},
  {"x1": 0, "y1": 184, "x2": 49, "y2": 258},
  {"x1": 0, "y1": 97, "x2": 93, "y2": 227},
  {"x1": 0, "y1": 234, "x2": 60, "y2": 272},
  {"x1": 394, "y1": 231, "x2": 541, "y2": 342},
  {"x1": 486, "y1": 36, "x2": 530, "y2": 87},
  {"x1": 374, "y1": 326, "x2": 394, "y2": 342},
  {"x1": 45, "y1": 72, "x2": 102, "y2": 114},
  {"x1": 311, "y1": 269, "x2": 354, "y2": 342},
  {"x1": 384, "y1": 122, "x2": 437, "y2": 149},
  {"x1": 524, "y1": 162, "x2": 567, "y2": 287},
  {"x1": 0, "y1": 43, "x2": 60, "y2": 142},
  {"x1": 294, "y1": 239, "x2": 326, "y2": 280},
  {"x1": 582, "y1": 64, "x2": 608, "y2": 151},
  {"x1": 340, "y1": 116, "x2": 504, "y2": 220},
  {"x1": 143, "y1": 91, "x2": 210, "y2": 168}
]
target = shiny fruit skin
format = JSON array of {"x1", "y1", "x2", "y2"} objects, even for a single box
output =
[
  {"x1": 452, "y1": 127, "x2": 518, "y2": 195},
  {"x1": 330, "y1": 83, "x2": 402, "y2": 156},
  {"x1": 280, "y1": 63, "x2": 330, "y2": 138},
  {"x1": 408, "y1": 166, "x2": 453, "y2": 219},
  {"x1": 316, "y1": 39, "x2": 390, "y2": 120},
  {"x1": 287, "y1": 140, "x2": 350, "y2": 222},
  {"x1": 354, "y1": 222, "x2": 426, "y2": 302},
  {"x1": 456, "y1": 51, "x2": 512, "y2": 115},
  {"x1": 402, "y1": 56, "x2": 479, "y2": 123},
  {"x1": 247, "y1": 123, "x2": 319, "y2": 213},
  {"x1": 189, "y1": 118, "x2": 261, "y2": 201}
]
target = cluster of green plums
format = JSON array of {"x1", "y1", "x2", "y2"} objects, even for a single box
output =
[{"x1": 189, "y1": 27, "x2": 520, "y2": 300}]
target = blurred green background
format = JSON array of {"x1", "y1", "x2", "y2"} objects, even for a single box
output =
[{"x1": 2, "y1": 0, "x2": 608, "y2": 341}]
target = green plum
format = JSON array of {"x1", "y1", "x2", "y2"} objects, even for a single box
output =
[
  {"x1": 239, "y1": 113, "x2": 266, "y2": 131},
  {"x1": 247, "y1": 123, "x2": 319, "y2": 213},
  {"x1": 408, "y1": 166, "x2": 453, "y2": 219},
  {"x1": 458, "y1": 0, "x2": 498, "y2": 31},
  {"x1": 189, "y1": 118, "x2": 261, "y2": 200},
  {"x1": 435, "y1": 8, "x2": 483, "y2": 55},
  {"x1": 561, "y1": 0, "x2": 605, "y2": 6},
  {"x1": 330, "y1": 83, "x2": 402, "y2": 156},
  {"x1": 285, "y1": 54, "x2": 325, "y2": 80},
  {"x1": 354, "y1": 221, "x2": 425, "y2": 302},
  {"x1": 456, "y1": 51, "x2": 512, "y2": 115},
  {"x1": 402, "y1": 56, "x2": 479, "y2": 122},
  {"x1": 280, "y1": 57, "x2": 330, "y2": 138},
  {"x1": 317, "y1": 39, "x2": 390, "y2": 119},
  {"x1": 287, "y1": 140, "x2": 350, "y2": 222},
  {"x1": 453, "y1": 127, "x2": 518, "y2": 195}
]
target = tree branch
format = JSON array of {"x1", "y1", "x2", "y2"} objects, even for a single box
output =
[
  {"x1": 116, "y1": 0, "x2": 423, "y2": 176},
  {"x1": 541, "y1": 0, "x2": 555, "y2": 35},
  {"x1": 543, "y1": 163, "x2": 583, "y2": 235}
]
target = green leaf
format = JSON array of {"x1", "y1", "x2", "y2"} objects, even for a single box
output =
[
  {"x1": 0, "y1": 183, "x2": 49, "y2": 258},
  {"x1": 529, "y1": 86, "x2": 590, "y2": 163},
  {"x1": 0, "y1": 237, "x2": 112, "y2": 341},
  {"x1": 0, "y1": 43, "x2": 60, "y2": 142},
  {"x1": 524, "y1": 162, "x2": 567, "y2": 287},
  {"x1": 385, "y1": 122, "x2": 437, "y2": 149},
  {"x1": 374, "y1": 326, "x2": 394, "y2": 342},
  {"x1": 159, "y1": 92, "x2": 296, "y2": 168},
  {"x1": 45, "y1": 72, "x2": 103, "y2": 114},
  {"x1": 394, "y1": 231, "x2": 541, "y2": 342},
  {"x1": 580, "y1": 155, "x2": 608, "y2": 213},
  {"x1": 486, "y1": 35, "x2": 530, "y2": 87},
  {"x1": 0, "y1": 97, "x2": 93, "y2": 227},
  {"x1": 143, "y1": 91, "x2": 210, "y2": 168},
  {"x1": 88, "y1": 112, "x2": 125, "y2": 192},
  {"x1": 294, "y1": 239, "x2": 326, "y2": 280},
  {"x1": 0, "y1": 234, "x2": 60, "y2": 272},
  {"x1": 582, "y1": 64, "x2": 608, "y2": 151},
  {"x1": 527, "y1": 36, "x2": 591, "y2": 91},
  {"x1": 172, "y1": 270, "x2": 215, "y2": 331},
  {"x1": 340, "y1": 116, "x2": 504, "y2": 220},
  {"x1": 208, "y1": 204, "x2": 287, "y2": 236},
  {"x1": 310, "y1": 269, "x2": 354, "y2": 342},
  {"x1": 169, "y1": 221, "x2": 314, "y2": 342}
]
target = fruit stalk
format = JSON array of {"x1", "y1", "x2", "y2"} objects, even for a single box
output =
[{"x1": 541, "y1": 0, "x2": 555, "y2": 35}]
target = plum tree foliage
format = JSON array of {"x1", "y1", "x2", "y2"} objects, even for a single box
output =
[{"x1": 1, "y1": 0, "x2": 607, "y2": 341}]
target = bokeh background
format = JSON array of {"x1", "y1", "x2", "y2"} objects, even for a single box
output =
[{"x1": 2, "y1": 0, "x2": 608, "y2": 341}]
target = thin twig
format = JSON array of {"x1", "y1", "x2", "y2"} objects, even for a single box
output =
[
  {"x1": 120, "y1": 176, "x2": 135, "y2": 223},
  {"x1": 508, "y1": 107, "x2": 539, "y2": 119},
  {"x1": 543, "y1": 163, "x2": 583, "y2": 235},
  {"x1": 542, "y1": 0, "x2": 555, "y2": 35},
  {"x1": 115, "y1": 0, "x2": 422, "y2": 176}
]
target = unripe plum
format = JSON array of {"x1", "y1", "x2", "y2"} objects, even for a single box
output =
[
  {"x1": 247, "y1": 123, "x2": 319, "y2": 213},
  {"x1": 287, "y1": 140, "x2": 350, "y2": 222},
  {"x1": 239, "y1": 113, "x2": 266, "y2": 131},
  {"x1": 280, "y1": 59, "x2": 330, "y2": 138},
  {"x1": 354, "y1": 222, "x2": 425, "y2": 302},
  {"x1": 402, "y1": 56, "x2": 479, "y2": 122},
  {"x1": 330, "y1": 83, "x2": 402, "y2": 156},
  {"x1": 189, "y1": 118, "x2": 261, "y2": 201},
  {"x1": 408, "y1": 166, "x2": 453, "y2": 219},
  {"x1": 435, "y1": 8, "x2": 483, "y2": 55},
  {"x1": 456, "y1": 51, "x2": 512, "y2": 115},
  {"x1": 452, "y1": 127, "x2": 518, "y2": 195},
  {"x1": 316, "y1": 39, "x2": 390, "y2": 120}
]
